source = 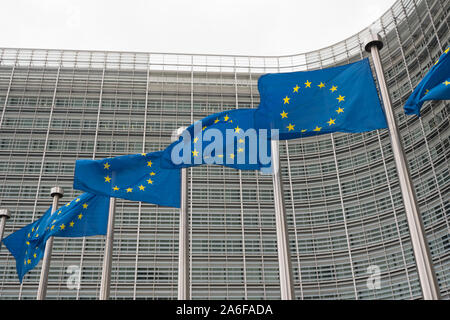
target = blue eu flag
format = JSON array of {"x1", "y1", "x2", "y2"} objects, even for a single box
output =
[
  {"x1": 404, "y1": 47, "x2": 450, "y2": 116},
  {"x1": 2, "y1": 193, "x2": 110, "y2": 282},
  {"x1": 254, "y1": 58, "x2": 388, "y2": 140},
  {"x1": 74, "y1": 151, "x2": 181, "y2": 208},
  {"x1": 161, "y1": 108, "x2": 272, "y2": 171}
]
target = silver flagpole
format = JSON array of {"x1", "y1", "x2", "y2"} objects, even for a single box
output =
[
  {"x1": 172, "y1": 127, "x2": 190, "y2": 300},
  {"x1": 364, "y1": 33, "x2": 440, "y2": 300},
  {"x1": 99, "y1": 197, "x2": 116, "y2": 300},
  {"x1": 37, "y1": 186, "x2": 64, "y2": 300},
  {"x1": 0, "y1": 208, "x2": 11, "y2": 251},
  {"x1": 271, "y1": 139, "x2": 295, "y2": 300}
]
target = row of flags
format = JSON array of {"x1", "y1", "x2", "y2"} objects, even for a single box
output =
[{"x1": 2, "y1": 48, "x2": 449, "y2": 282}]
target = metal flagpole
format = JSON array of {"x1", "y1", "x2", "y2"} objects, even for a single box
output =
[
  {"x1": 271, "y1": 139, "x2": 295, "y2": 300},
  {"x1": 364, "y1": 32, "x2": 440, "y2": 300},
  {"x1": 99, "y1": 197, "x2": 116, "y2": 300},
  {"x1": 0, "y1": 208, "x2": 11, "y2": 251},
  {"x1": 37, "y1": 186, "x2": 64, "y2": 300},
  {"x1": 172, "y1": 127, "x2": 190, "y2": 300}
]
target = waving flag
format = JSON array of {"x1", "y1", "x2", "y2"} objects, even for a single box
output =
[
  {"x1": 2, "y1": 193, "x2": 110, "y2": 282},
  {"x1": 404, "y1": 47, "x2": 450, "y2": 116},
  {"x1": 161, "y1": 108, "x2": 271, "y2": 171},
  {"x1": 74, "y1": 151, "x2": 180, "y2": 208},
  {"x1": 254, "y1": 58, "x2": 387, "y2": 140}
]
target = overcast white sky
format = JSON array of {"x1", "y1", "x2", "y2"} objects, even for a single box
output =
[{"x1": 0, "y1": 0, "x2": 396, "y2": 56}]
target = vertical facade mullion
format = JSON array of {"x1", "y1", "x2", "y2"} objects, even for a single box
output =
[
  {"x1": 423, "y1": 0, "x2": 443, "y2": 51},
  {"x1": 250, "y1": 58, "x2": 268, "y2": 299},
  {"x1": 0, "y1": 64, "x2": 16, "y2": 129},
  {"x1": 133, "y1": 54, "x2": 151, "y2": 299},
  {"x1": 189, "y1": 55, "x2": 194, "y2": 299},
  {"x1": 233, "y1": 57, "x2": 248, "y2": 299},
  {"x1": 31, "y1": 62, "x2": 62, "y2": 220},
  {"x1": 330, "y1": 134, "x2": 358, "y2": 299}
]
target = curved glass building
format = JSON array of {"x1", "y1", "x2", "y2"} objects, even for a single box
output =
[{"x1": 0, "y1": 0, "x2": 448, "y2": 299}]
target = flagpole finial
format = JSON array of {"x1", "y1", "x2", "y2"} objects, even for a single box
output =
[
  {"x1": 0, "y1": 209, "x2": 10, "y2": 219},
  {"x1": 50, "y1": 187, "x2": 64, "y2": 198},
  {"x1": 364, "y1": 31, "x2": 383, "y2": 53}
]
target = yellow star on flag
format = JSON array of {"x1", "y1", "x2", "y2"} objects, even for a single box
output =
[
  {"x1": 83, "y1": 204, "x2": 88, "y2": 209},
  {"x1": 60, "y1": 224, "x2": 65, "y2": 230},
  {"x1": 305, "y1": 80, "x2": 311, "y2": 88},
  {"x1": 113, "y1": 186, "x2": 119, "y2": 191},
  {"x1": 69, "y1": 221, "x2": 75, "y2": 228},
  {"x1": 238, "y1": 148, "x2": 244, "y2": 153},
  {"x1": 286, "y1": 123, "x2": 295, "y2": 131},
  {"x1": 193, "y1": 137, "x2": 199, "y2": 143},
  {"x1": 104, "y1": 163, "x2": 110, "y2": 170},
  {"x1": 444, "y1": 80, "x2": 450, "y2": 86},
  {"x1": 214, "y1": 118, "x2": 220, "y2": 124},
  {"x1": 293, "y1": 85, "x2": 300, "y2": 93},
  {"x1": 313, "y1": 126, "x2": 322, "y2": 132},
  {"x1": 147, "y1": 161, "x2": 152, "y2": 167},
  {"x1": 280, "y1": 111, "x2": 288, "y2": 119},
  {"x1": 126, "y1": 188, "x2": 133, "y2": 193},
  {"x1": 234, "y1": 126, "x2": 241, "y2": 133},
  {"x1": 229, "y1": 154, "x2": 235, "y2": 159},
  {"x1": 337, "y1": 95, "x2": 345, "y2": 102},
  {"x1": 192, "y1": 149, "x2": 199, "y2": 157},
  {"x1": 147, "y1": 178, "x2": 153, "y2": 184},
  {"x1": 104, "y1": 175, "x2": 111, "y2": 183},
  {"x1": 327, "y1": 118, "x2": 336, "y2": 126},
  {"x1": 139, "y1": 185, "x2": 145, "y2": 191},
  {"x1": 283, "y1": 96, "x2": 290, "y2": 104},
  {"x1": 336, "y1": 107, "x2": 344, "y2": 114},
  {"x1": 150, "y1": 172, "x2": 156, "y2": 176},
  {"x1": 224, "y1": 115, "x2": 229, "y2": 122},
  {"x1": 78, "y1": 214, "x2": 83, "y2": 220},
  {"x1": 330, "y1": 86, "x2": 338, "y2": 92},
  {"x1": 318, "y1": 82, "x2": 325, "y2": 88}
]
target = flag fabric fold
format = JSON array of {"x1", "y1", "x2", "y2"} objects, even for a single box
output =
[
  {"x1": 161, "y1": 108, "x2": 272, "y2": 171},
  {"x1": 2, "y1": 193, "x2": 110, "y2": 282},
  {"x1": 74, "y1": 151, "x2": 181, "y2": 208},
  {"x1": 254, "y1": 58, "x2": 388, "y2": 140},
  {"x1": 404, "y1": 47, "x2": 450, "y2": 116}
]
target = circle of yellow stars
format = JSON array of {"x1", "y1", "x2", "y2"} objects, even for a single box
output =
[
  {"x1": 103, "y1": 154, "x2": 157, "y2": 194},
  {"x1": 191, "y1": 114, "x2": 245, "y2": 162},
  {"x1": 279, "y1": 80, "x2": 346, "y2": 133}
]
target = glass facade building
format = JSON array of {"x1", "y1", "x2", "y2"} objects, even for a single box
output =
[{"x1": 0, "y1": 0, "x2": 448, "y2": 300}]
